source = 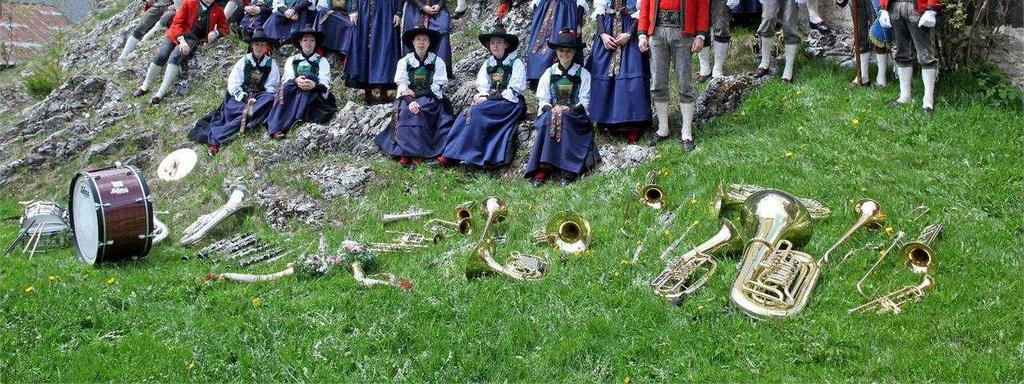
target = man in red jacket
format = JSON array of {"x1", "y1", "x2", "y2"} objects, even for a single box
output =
[
  {"x1": 637, "y1": 0, "x2": 708, "y2": 150},
  {"x1": 133, "y1": 0, "x2": 230, "y2": 104},
  {"x1": 878, "y1": 0, "x2": 939, "y2": 112}
]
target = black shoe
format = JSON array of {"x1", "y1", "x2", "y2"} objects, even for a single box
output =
[
  {"x1": 888, "y1": 99, "x2": 908, "y2": 108},
  {"x1": 132, "y1": 88, "x2": 148, "y2": 97},
  {"x1": 531, "y1": 178, "x2": 544, "y2": 188},
  {"x1": 149, "y1": 95, "x2": 162, "y2": 105},
  {"x1": 647, "y1": 133, "x2": 669, "y2": 146},
  {"x1": 696, "y1": 73, "x2": 712, "y2": 84},
  {"x1": 451, "y1": 10, "x2": 466, "y2": 19},
  {"x1": 923, "y1": 106, "x2": 934, "y2": 114},
  {"x1": 559, "y1": 177, "x2": 571, "y2": 187},
  {"x1": 753, "y1": 67, "x2": 770, "y2": 78},
  {"x1": 683, "y1": 139, "x2": 695, "y2": 151}
]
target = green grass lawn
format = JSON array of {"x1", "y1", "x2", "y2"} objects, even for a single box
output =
[{"x1": 2, "y1": 53, "x2": 1023, "y2": 381}]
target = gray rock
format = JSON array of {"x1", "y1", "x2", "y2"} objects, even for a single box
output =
[
  {"x1": 695, "y1": 75, "x2": 770, "y2": 123},
  {"x1": 596, "y1": 144, "x2": 655, "y2": 173},
  {"x1": 255, "y1": 185, "x2": 327, "y2": 230},
  {"x1": 307, "y1": 165, "x2": 374, "y2": 200}
]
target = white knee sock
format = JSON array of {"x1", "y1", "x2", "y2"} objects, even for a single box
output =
[
  {"x1": 698, "y1": 48, "x2": 712, "y2": 77},
  {"x1": 875, "y1": 53, "x2": 888, "y2": 86},
  {"x1": 455, "y1": 0, "x2": 468, "y2": 12},
  {"x1": 680, "y1": 103, "x2": 695, "y2": 140},
  {"x1": 655, "y1": 102, "x2": 670, "y2": 137},
  {"x1": 922, "y1": 68, "x2": 937, "y2": 110},
  {"x1": 712, "y1": 42, "x2": 728, "y2": 78},
  {"x1": 782, "y1": 44, "x2": 798, "y2": 80},
  {"x1": 223, "y1": 0, "x2": 238, "y2": 19},
  {"x1": 155, "y1": 63, "x2": 180, "y2": 97},
  {"x1": 758, "y1": 37, "x2": 773, "y2": 69},
  {"x1": 857, "y1": 53, "x2": 871, "y2": 84},
  {"x1": 806, "y1": 0, "x2": 824, "y2": 25},
  {"x1": 120, "y1": 36, "x2": 141, "y2": 61},
  {"x1": 896, "y1": 66, "x2": 913, "y2": 103},
  {"x1": 141, "y1": 62, "x2": 163, "y2": 91}
]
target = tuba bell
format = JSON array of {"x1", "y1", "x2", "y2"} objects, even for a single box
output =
[
  {"x1": 638, "y1": 171, "x2": 666, "y2": 210},
  {"x1": 543, "y1": 210, "x2": 591, "y2": 254},
  {"x1": 819, "y1": 198, "x2": 886, "y2": 266},
  {"x1": 729, "y1": 189, "x2": 820, "y2": 318},
  {"x1": 651, "y1": 219, "x2": 744, "y2": 301}
]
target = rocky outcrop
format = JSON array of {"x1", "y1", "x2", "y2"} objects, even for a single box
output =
[
  {"x1": 255, "y1": 185, "x2": 327, "y2": 230},
  {"x1": 307, "y1": 165, "x2": 374, "y2": 200},
  {"x1": 695, "y1": 75, "x2": 771, "y2": 123}
]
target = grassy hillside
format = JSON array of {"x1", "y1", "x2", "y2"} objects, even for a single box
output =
[{"x1": 1, "y1": 1, "x2": 1023, "y2": 382}]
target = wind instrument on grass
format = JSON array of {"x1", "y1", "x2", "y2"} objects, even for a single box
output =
[
  {"x1": 855, "y1": 230, "x2": 906, "y2": 297},
  {"x1": 819, "y1": 198, "x2": 886, "y2": 267},
  {"x1": 369, "y1": 231, "x2": 440, "y2": 253},
  {"x1": 637, "y1": 170, "x2": 666, "y2": 210},
  {"x1": 477, "y1": 197, "x2": 508, "y2": 241},
  {"x1": 901, "y1": 223, "x2": 942, "y2": 274},
  {"x1": 536, "y1": 210, "x2": 591, "y2": 254},
  {"x1": 651, "y1": 219, "x2": 744, "y2": 301},
  {"x1": 729, "y1": 190, "x2": 820, "y2": 318},
  {"x1": 465, "y1": 238, "x2": 549, "y2": 280},
  {"x1": 180, "y1": 188, "x2": 247, "y2": 245},
  {"x1": 713, "y1": 181, "x2": 833, "y2": 220},
  {"x1": 849, "y1": 274, "x2": 935, "y2": 314},
  {"x1": 381, "y1": 209, "x2": 433, "y2": 223}
]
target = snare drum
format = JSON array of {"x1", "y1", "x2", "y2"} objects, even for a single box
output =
[
  {"x1": 19, "y1": 201, "x2": 70, "y2": 251},
  {"x1": 68, "y1": 165, "x2": 155, "y2": 264}
]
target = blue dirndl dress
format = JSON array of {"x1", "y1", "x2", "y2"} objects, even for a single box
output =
[
  {"x1": 376, "y1": 53, "x2": 455, "y2": 158},
  {"x1": 586, "y1": 6, "x2": 651, "y2": 127},
  {"x1": 525, "y1": 0, "x2": 585, "y2": 82},
  {"x1": 400, "y1": 0, "x2": 452, "y2": 74},
  {"x1": 345, "y1": 0, "x2": 402, "y2": 89},
  {"x1": 524, "y1": 63, "x2": 599, "y2": 178}
]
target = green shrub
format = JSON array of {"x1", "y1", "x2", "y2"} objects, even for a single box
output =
[{"x1": 23, "y1": 61, "x2": 63, "y2": 99}]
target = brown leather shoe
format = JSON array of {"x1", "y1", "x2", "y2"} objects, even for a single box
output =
[
  {"x1": 753, "y1": 67, "x2": 770, "y2": 78},
  {"x1": 683, "y1": 139, "x2": 695, "y2": 151}
]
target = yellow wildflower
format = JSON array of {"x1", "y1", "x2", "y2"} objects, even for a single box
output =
[
  {"x1": 106, "y1": 277, "x2": 116, "y2": 285},
  {"x1": 852, "y1": 118, "x2": 861, "y2": 125},
  {"x1": 784, "y1": 151, "x2": 795, "y2": 158},
  {"x1": 48, "y1": 275, "x2": 59, "y2": 283},
  {"x1": 885, "y1": 227, "x2": 894, "y2": 235},
  {"x1": 24, "y1": 286, "x2": 34, "y2": 293},
  {"x1": 251, "y1": 297, "x2": 263, "y2": 308},
  {"x1": 187, "y1": 362, "x2": 196, "y2": 370},
  {"x1": 859, "y1": 186, "x2": 867, "y2": 192},
  {"x1": 624, "y1": 376, "x2": 632, "y2": 384}
]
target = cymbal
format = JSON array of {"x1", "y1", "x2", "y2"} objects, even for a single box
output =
[{"x1": 157, "y1": 148, "x2": 198, "y2": 181}]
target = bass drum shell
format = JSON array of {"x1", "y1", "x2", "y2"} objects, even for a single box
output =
[{"x1": 68, "y1": 165, "x2": 154, "y2": 265}]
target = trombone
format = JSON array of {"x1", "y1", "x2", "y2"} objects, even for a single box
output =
[
  {"x1": 849, "y1": 274, "x2": 935, "y2": 314},
  {"x1": 819, "y1": 198, "x2": 886, "y2": 267}
]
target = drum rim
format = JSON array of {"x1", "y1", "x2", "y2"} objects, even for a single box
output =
[{"x1": 68, "y1": 171, "x2": 107, "y2": 265}]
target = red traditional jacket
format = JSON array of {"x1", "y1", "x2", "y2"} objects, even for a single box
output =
[
  {"x1": 165, "y1": 0, "x2": 229, "y2": 44},
  {"x1": 638, "y1": 0, "x2": 709, "y2": 39},
  {"x1": 879, "y1": 0, "x2": 940, "y2": 14}
]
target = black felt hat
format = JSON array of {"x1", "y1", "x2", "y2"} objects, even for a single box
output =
[
  {"x1": 478, "y1": 23, "x2": 519, "y2": 53},
  {"x1": 244, "y1": 29, "x2": 276, "y2": 45},
  {"x1": 401, "y1": 25, "x2": 441, "y2": 51},
  {"x1": 546, "y1": 28, "x2": 584, "y2": 50},
  {"x1": 288, "y1": 24, "x2": 325, "y2": 49}
]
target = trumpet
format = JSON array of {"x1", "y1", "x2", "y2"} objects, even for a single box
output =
[
  {"x1": 729, "y1": 189, "x2": 820, "y2": 318},
  {"x1": 902, "y1": 223, "x2": 942, "y2": 274},
  {"x1": 425, "y1": 218, "x2": 473, "y2": 237},
  {"x1": 381, "y1": 209, "x2": 433, "y2": 223},
  {"x1": 651, "y1": 219, "x2": 743, "y2": 301},
  {"x1": 180, "y1": 188, "x2": 246, "y2": 245},
  {"x1": 849, "y1": 274, "x2": 935, "y2": 314},
  {"x1": 819, "y1": 198, "x2": 886, "y2": 266},
  {"x1": 637, "y1": 171, "x2": 666, "y2": 210},
  {"x1": 369, "y1": 231, "x2": 440, "y2": 253}
]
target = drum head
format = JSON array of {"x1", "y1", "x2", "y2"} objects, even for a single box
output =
[
  {"x1": 22, "y1": 202, "x2": 68, "y2": 234},
  {"x1": 70, "y1": 174, "x2": 103, "y2": 264}
]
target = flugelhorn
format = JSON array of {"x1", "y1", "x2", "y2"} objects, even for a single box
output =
[
  {"x1": 651, "y1": 219, "x2": 744, "y2": 301},
  {"x1": 381, "y1": 209, "x2": 433, "y2": 223},
  {"x1": 637, "y1": 171, "x2": 666, "y2": 209},
  {"x1": 729, "y1": 189, "x2": 820, "y2": 318},
  {"x1": 819, "y1": 198, "x2": 886, "y2": 266},
  {"x1": 425, "y1": 218, "x2": 473, "y2": 237},
  {"x1": 849, "y1": 274, "x2": 935, "y2": 314},
  {"x1": 180, "y1": 188, "x2": 246, "y2": 245},
  {"x1": 902, "y1": 223, "x2": 942, "y2": 274},
  {"x1": 540, "y1": 210, "x2": 591, "y2": 254}
]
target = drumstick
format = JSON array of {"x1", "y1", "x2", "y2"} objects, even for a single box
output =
[
  {"x1": 3, "y1": 228, "x2": 28, "y2": 255},
  {"x1": 28, "y1": 222, "x2": 45, "y2": 260},
  {"x1": 23, "y1": 222, "x2": 40, "y2": 254}
]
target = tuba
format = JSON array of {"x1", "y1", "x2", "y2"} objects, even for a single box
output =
[
  {"x1": 819, "y1": 198, "x2": 886, "y2": 266},
  {"x1": 729, "y1": 190, "x2": 820, "y2": 318},
  {"x1": 651, "y1": 219, "x2": 744, "y2": 301},
  {"x1": 638, "y1": 171, "x2": 666, "y2": 210},
  {"x1": 180, "y1": 188, "x2": 246, "y2": 245}
]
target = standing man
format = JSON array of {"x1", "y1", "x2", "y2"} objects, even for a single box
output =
[
  {"x1": 132, "y1": 0, "x2": 229, "y2": 105},
  {"x1": 119, "y1": 0, "x2": 183, "y2": 60},
  {"x1": 878, "y1": 0, "x2": 939, "y2": 112},
  {"x1": 844, "y1": 0, "x2": 892, "y2": 87},
  {"x1": 753, "y1": 0, "x2": 800, "y2": 83},
  {"x1": 637, "y1": 0, "x2": 709, "y2": 150},
  {"x1": 695, "y1": 0, "x2": 736, "y2": 82}
]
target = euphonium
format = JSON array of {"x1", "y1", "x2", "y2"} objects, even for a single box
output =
[
  {"x1": 901, "y1": 223, "x2": 942, "y2": 274},
  {"x1": 729, "y1": 189, "x2": 820, "y2": 318},
  {"x1": 638, "y1": 171, "x2": 666, "y2": 210},
  {"x1": 545, "y1": 210, "x2": 591, "y2": 254},
  {"x1": 819, "y1": 198, "x2": 886, "y2": 266},
  {"x1": 651, "y1": 219, "x2": 744, "y2": 301},
  {"x1": 713, "y1": 181, "x2": 833, "y2": 220},
  {"x1": 180, "y1": 188, "x2": 246, "y2": 245},
  {"x1": 849, "y1": 274, "x2": 935, "y2": 315}
]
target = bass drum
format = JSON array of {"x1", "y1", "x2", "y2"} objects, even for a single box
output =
[{"x1": 68, "y1": 165, "x2": 155, "y2": 265}]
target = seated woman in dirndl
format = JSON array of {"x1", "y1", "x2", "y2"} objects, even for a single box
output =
[
  {"x1": 375, "y1": 26, "x2": 454, "y2": 167},
  {"x1": 265, "y1": 25, "x2": 337, "y2": 138},
  {"x1": 524, "y1": 29, "x2": 599, "y2": 187},
  {"x1": 439, "y1": 23, "x2": 526, "y2": 168},
  {"x1": 189, "y1": 29, "x2": 280, "y2": 155}
]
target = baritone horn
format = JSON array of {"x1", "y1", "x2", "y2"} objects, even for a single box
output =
[
  {"x1": 729, "y1": 189, "x2": 820, "y2": 318},
  {"x1": 820, "y1": 198, "x2": 886, "y2": 266},
  {"x1": 902, "y1": 223, "x2": 942, "y2": 274},
  {"x1": 637, "y1": 171, "x2": 666, "y2": 209},
  {"x1": 849, "y1": 274, "x2": 935, "y2": 314},
  {"x1": 651, "y1": 219, "x2": 744, "y2": 301},
  {"x1": 180, "y1": 188, "x2": 246, "y2": 245}
]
